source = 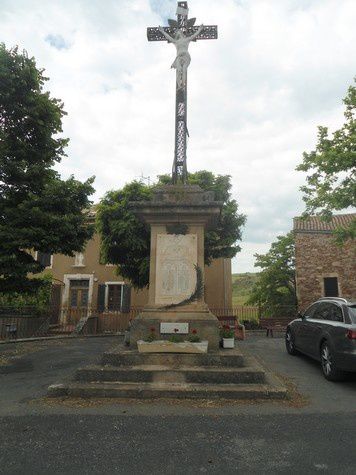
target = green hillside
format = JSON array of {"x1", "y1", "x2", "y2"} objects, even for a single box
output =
[{"x1": 232, "y1": 272, "x2": 259, "y2": 306}]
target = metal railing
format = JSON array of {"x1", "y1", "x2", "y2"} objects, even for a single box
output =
[
  {"x1": 0, "y1": 306, "x2": 143, "y2": 340},
  {"x1": 210, "y1": 306, "x2": 260, "y2": 321},
  {"x1": 0, "y1": 305, "x2": 298, "y2": 341}
]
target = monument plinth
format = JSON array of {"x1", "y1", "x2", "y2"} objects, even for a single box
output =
[{"x1": 129, "y1": 185, "x2": 222, "y2": 349}]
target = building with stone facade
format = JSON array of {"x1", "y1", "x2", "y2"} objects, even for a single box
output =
[{"x1": 294, "y1": 213, "x2": 356, "y2": 310}]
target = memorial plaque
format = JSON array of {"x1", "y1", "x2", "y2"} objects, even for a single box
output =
[
  {"x1": 160, "y1": 322, "x2": 189, "y2": 334},
  {"x1": 155, "y1": 234, "x2": 197, "y2": 305}
]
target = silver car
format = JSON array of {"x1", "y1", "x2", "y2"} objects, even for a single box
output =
[{"x1": 285, "y1": 297, "x2": 356, "y2": 381}]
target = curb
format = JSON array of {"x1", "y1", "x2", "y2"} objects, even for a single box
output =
[{"x1": 0, "y1": 333, "x2": 124, "y2": 345}]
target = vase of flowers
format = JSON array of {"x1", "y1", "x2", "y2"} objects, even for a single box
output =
[
  {"x1": 145, "y1": 327, "x2": 157, "y2": 342},
  {"x1": 187, "y1": 328, "x2": 200, "y2": 343},
  {"x1": 221, "y1": 324, "x2": 235, "y2": 348}
]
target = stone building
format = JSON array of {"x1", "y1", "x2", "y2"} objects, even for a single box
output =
[{"x1": 294, "y1": 213, "x2": 356, "y2": 310}]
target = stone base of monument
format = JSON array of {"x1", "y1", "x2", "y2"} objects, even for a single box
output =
[
  {"x1": 129, "y1": 307, "x2": 220, "y2": 351},
  {"x1": 47, "y1": 345, "x2": 288, "y2": 400}
]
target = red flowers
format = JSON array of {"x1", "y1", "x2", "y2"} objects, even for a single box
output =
[
  {"x1": 150, "y1": 327, "x2": 155, "y2": 332},
  {"x1": 223, "y1": 324, "x2": 230, "y2": 330},
  {"x1": 192, "y1": 329, "x2": 197, "y2": 334}
]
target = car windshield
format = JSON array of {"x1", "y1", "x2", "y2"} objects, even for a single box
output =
[{"x1": 347, "y1": 305, "x2": 356, "y2": 323}]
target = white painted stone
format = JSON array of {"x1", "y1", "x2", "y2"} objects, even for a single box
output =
[
  {"x1": 155, "y1": 234, "x2": 197, "y2": 305},
  {"x1": 137, "y1": 340, "x2": 208, "y2": 354},
  {"x1": 160, "y1": 322, "x2": 189, "y2": 334}
]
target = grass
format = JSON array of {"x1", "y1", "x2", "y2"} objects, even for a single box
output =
[
  {"x1": 232, "y1": 294, "x2": 249, "y2": 306},
  {"x1": 231, "y1": 272, "x2": 259, "y2": 307}
]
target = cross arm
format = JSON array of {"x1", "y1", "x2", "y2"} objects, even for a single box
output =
[
  {"x1": 147, "y1": 25, "x2": 218, "y2": 42},
  {"x1": 188, "y1": 25, "x2": 218, "y2": 40},
  {"x1": 147, "y1": 27, "x2": 176, "y2": 42}
]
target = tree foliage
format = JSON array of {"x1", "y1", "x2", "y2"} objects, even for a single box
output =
[
  {"x1": 297, "y1": 80, "x2": 356, "y2": 241},
  {"x1": 97, "y1": 171, "x2": 246, "y2": 288},
  {"x1": 0, "y1": 274, "x2": 52, "y2": 311},
  {"x1": 247, "y1": 232, "x2": 297, "y2": 316},
  {"x1": 0, "y1": 45, "x2": 95, "y2": 293}
]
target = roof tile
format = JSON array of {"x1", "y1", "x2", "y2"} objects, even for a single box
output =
[{"x1": 293, "y1": 213, "x2": 356, "y2": 232}]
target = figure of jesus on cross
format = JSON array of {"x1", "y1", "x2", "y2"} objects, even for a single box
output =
[
  {"x1": 147, "y1": 1, "x2": 218, "y2": 184},
  {"x1": 158, "y1": 24, "x2": 205, "y2": 89}
]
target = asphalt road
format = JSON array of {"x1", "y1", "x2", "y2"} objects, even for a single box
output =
[{"x1": 0, "y1": 335, "x2": 355, "y2": 474}]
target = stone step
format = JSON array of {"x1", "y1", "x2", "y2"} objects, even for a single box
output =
[
  {"x1": 48, "y1": 380, "x2": 287, "y2": 400},
  {"x1": 75, "y1": 364, "x2": 266, "y2": 384},
  {"x1": 102, "y1": 348, "x2": 245, "y2": 368}
]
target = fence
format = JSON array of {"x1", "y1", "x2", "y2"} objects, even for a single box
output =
[
  {"x1": 0, "y1": 305, "x2": 297, "y2": 341},
  {"x1": 210, "y1": 306, "x2": 261, "y2": 321},
  {"x1": 0, "y1": 306, "x2": 143, "y2": 341}
]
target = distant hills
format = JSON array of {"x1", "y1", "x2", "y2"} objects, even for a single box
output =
[{"x1": 232, "y1": 272, "x2": 259, "y2": 306}]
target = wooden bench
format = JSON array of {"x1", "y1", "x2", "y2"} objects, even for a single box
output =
[
  {"x1": 216, "y1": 316, "x2": 245, "y2": 340},
  {"x1": 260, "y1": 318, "x2": 291, "y2": 337}
]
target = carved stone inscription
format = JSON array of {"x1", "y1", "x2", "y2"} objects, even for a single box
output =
[{"x1": 155, "y1": 234, "x2": 197, "y2": 305}]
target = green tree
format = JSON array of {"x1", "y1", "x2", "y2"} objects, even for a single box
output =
[
  {"x1": 297, "y1": 80, "x2": 356, "y2": 241},
  {"x1": 0, "y1": 274, "x2": 52, "y2": 312},
  {"x1": 0, "y1": 45, "x2": 95, "y2": 293},
  {"x1": 247, "y1": 232, "x2": 297, "y2": 316},
  {"x1": 97, "y1": 171, "x2": 246, "y2": 288}
]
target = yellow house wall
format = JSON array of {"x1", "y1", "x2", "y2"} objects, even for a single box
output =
[{"x1": 46, "y1": 233, "x2": 232, "y2": 309}]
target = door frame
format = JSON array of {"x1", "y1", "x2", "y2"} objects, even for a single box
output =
[{"x1": 62, "y1": 274, "x2": 94, "y2": 309}]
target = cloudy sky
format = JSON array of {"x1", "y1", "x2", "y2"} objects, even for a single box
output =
[{"x1": 1, "y1": 0, "x2": 355, "y2": 272}]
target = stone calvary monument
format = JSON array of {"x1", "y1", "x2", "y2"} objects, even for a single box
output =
[
  {"x1": 47, "y1": 2, "x2": 287, "y2": 400},
  {"x1": 129, "y1": 1, "x2": 221, "y2": 349}
]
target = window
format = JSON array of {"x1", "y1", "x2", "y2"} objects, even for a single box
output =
[
  {"x1": 312, "y1": 303, "x2": 329, "y2": 320},
  {"x1": 107, "y1": 284, "x2": 123, "y2": 311},
  {"x1": 73, "y1": 252, "x2": 85, "y2": 267},
  {"x1": 327, "y1": 304, "x2": 343, "y2": 323},
  {"x1": 348, "y1": 306, "x2": 356, "y2": 323},
  {"x1": 36, "y1": 252, "x2": 52, "y2": 268},
  {"x1": 70, "y1": 279, "x2": 90, "y2": 288},
  {"x1": 303, "y1": 303, "x2": 319, "y2": 318},
  {"x1": 97, "y1": 283, "x2": 131, "y2": 313},
  {"x1": 313, "y1": 302, "x2": 343, "y2": 322},
  {"x1": 324, "y1": 277, "x2": 339, "y2": 297}
]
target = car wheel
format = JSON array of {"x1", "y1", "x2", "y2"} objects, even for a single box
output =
[
  {"x1": 285, "y1": 329, "x2": 298, "y2": 355},
  {"x1": 320, "y1": 341, "x2": 345, "y2": 382}
]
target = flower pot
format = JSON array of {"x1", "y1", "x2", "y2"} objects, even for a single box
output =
[{"x1": 222, "y1": 337, "x2": 234, "y2": 349}]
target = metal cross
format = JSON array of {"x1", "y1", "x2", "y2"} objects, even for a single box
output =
[{"x1": 147, "y1": 1, "x2": 218, "y2": 184}]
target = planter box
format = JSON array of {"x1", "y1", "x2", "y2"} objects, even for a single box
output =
[
  {"x1": 222, "y1": 337, "x2": 234, "y2": 349},
  {"x1": 137, "y1": 340, "x2": 208, "y2": 354}
]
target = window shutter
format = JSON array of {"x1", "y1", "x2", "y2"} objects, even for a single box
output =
[
  {"x1": 121, "y1": 285, "x2": 131, "y2": 313},
  {"x1": 97, "y1": 284, "x2": 106, "y2": 312},
  {"x1": 37, "y1": 252, "x2": 52, "y2": 267}
]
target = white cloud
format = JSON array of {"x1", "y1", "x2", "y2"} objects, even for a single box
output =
[{"x1": 1, "y1": 0, "x2": 355, "y2": 272}]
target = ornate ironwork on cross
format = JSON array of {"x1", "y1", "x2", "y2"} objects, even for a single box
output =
[{"x1": 147, "y1": 1, "x2": 218, "y2": 184}]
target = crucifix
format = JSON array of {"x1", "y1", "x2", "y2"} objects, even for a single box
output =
[{"x1": 147, "y1": 1, "x2": 218, "y2": 184}]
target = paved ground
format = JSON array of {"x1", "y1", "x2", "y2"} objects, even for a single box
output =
[{"x1": 0, "y1": 335, "x2": 355, "y2": 474}]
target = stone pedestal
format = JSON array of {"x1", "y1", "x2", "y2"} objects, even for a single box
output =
[{"x1": 129, "y1": 185, "x2": 222, "y2": 350}]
